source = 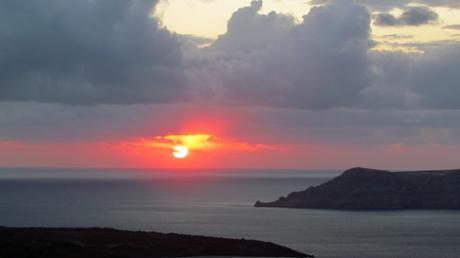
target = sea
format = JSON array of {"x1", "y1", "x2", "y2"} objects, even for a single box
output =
[{"x1": 1, "y1": 168, "x2": 460, "y2": 258}]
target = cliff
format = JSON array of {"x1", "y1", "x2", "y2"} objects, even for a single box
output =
[
  {"x1": 255, "y1": 167, "x2": 460, "y2": 210},
  {"x1": 0, "y1": 227, "x2": 311, "y2": 258}
]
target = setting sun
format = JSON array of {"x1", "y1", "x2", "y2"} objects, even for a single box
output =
[{"x1": 172, "y1": 145, "x2": 189, "y2": 159}]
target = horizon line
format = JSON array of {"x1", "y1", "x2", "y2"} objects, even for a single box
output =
[{"x1": 0, "y1": 166, "x2": 342, "y2": 171}]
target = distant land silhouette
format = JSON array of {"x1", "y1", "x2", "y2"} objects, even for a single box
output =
[
  {"x1": 0, "y1": 227, "x2": 311, "y2": 258},
  {"x1": 255, "y1": 167, "x2": 460, "y2": 210}
]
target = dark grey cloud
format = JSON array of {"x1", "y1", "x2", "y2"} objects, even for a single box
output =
[
  {"x1": 374, "y1": 13, "x2": 400, "y2": 26},
  {"x1": 249, "y1": 107, "x2": 460, "y2": 145},
  {"x1": 191, "y1": 0, "x2": 372, "y2": 109},
  {"x1": 360, "y1": 51, "x2": 415, "y2": 109},
  {"x1": 374, "y1": 6, "x2": 439, "y2": 26},
  {"x1": 4, "y1": 101, "x2": 460, "y2": 148},
  {"x1": 411, "y1": 44, "x2": 460, "y2": 109},
  {"x1": 309, "y1": 0, "x2": 409, "y2": 11},
  {"x1": 365, "y1": 42, "x2": 460, "y2": 110},
  {"x1": 0, "y1": 0, "x2": 186, "y2": 105},
  {"x1": 0, "y1": 102, "x2": 197, "y2": 142},
  {"x1": 188, "y1": 0, "x2": 459, "y2": 111},
  {"x1": 211, "y1": 0, "x2": 294, "y2": 52}
]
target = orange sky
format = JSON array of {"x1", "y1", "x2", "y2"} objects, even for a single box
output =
[{"x1": 1, "y1": 135, "x2": 460, "y2": 170}]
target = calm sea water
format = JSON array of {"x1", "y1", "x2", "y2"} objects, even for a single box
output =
[{"x1": 1, "y1": 168, "x2": 460, "y2": 258}]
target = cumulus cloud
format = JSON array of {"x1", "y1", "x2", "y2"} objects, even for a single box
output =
[
  {"x1": 189, "y1": 0, "x2": 458, "y2": 111},
  {"x1": 191, "y1": 0, "x2": 372, "y2": 109},
  {"x1": 0, "y1": 0, "x2": 186, "y2": 105},
  {"x1": 374, "y1": 6, "x2": 439, "y2": 26},
  {"x1": 211, "y1": 0, "x2": 294, "y2": 52}
]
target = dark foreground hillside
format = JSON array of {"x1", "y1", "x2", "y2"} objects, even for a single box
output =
[
  {"x1": 0, "y1": 227, "x2": 311, "y2": 258},
  {"x1": 255, "y1": 167, "x2": 460, "y2": 210}
]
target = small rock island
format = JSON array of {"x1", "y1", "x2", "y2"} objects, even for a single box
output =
[
  {"x1": 255, "y1": 167, "x2": 460, "y2": 210},
  {"x1": 0, "y1": 227, "x2": 311, "y2": 258}
]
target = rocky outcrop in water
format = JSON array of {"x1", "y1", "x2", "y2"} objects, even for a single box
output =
[
  {"x1": 255, "y1": 167, "x2": 460, "y2": 210},
  {"x1": 0, "y1": 227, "x2": 312, "y2": 258}
]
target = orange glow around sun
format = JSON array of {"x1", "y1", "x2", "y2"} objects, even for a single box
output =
[
  {"x1": 119, "y1": 131, "x2": 281, "y2": 167},
  {"x1": 145, "y1": 134, "x2": 223, "y2": 159}
]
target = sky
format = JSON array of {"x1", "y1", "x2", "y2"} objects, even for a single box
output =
[{"x1": 1, "y1": 0, "x2": 460, "y2": 170}]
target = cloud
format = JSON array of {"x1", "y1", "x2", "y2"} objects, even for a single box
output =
[
  {"x1": 365, "y1": 42, "x2": 460, "y2": 110},
  {"x1": 410, "y1": 44, "x2": 460, "y2": 108},
  {"x1": 444, "y1": 24, "x2": 460, "y2": 30},
  {"x1": 309, "y1": 0, "x2": 409, "y2": 11},
  {"x1": 0, "y1": 0, "x2": 459, "y2": 113},
  {"x1": 378, "y1": 34, "x2": 414, "y2": 39},
  {"x1": 374, "y1": 6, "x2": 439, "y2": 26},
  {"x1": 5, "y1": 100, "x2": 460, "y2": 150},
  {"x1": 190, "y1": 0, "x2": 373, "y2": 109},
  {"x1": 0, "y1": 0, "x2": 186, "y2": 105},
  {"x1": 211, "y1": 0, "x2": 294, "y2": 52},
  {"x1": 191, "y1": 0, "x2": 457, "y2": 111}
]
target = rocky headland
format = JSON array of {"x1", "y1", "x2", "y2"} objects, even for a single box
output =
[{"x1": 255, "y1": 167, "x2": 460, "y2": 210}]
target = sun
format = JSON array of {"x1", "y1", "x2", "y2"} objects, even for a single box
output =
[{"x1": 172, "y1": 145, "x2": 189, "y2": 159}]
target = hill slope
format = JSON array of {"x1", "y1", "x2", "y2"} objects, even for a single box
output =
[
  {"x1": 0, "y1": 227, "x2": 311, "y2": 258},
  {"x1": 255, "y1": 167, "x2": 460, "y2": 210}
]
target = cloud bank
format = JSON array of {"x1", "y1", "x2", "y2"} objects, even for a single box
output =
[
  {"x1": 1, "y1": 0, "x2": 459, "y2": 112},
  {"x1": 0, "y1": 0, "x2": 185, "y2": 104}
]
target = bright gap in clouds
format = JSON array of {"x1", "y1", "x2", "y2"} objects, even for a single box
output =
[
  {"x1": 155, "y1": 0, "x2": 460, "y2": 52},
  {"x1": 154, "y1": 0, "x2": 311, "y2": 39},
  {"x1": 372, "y1": 6, "x2": 460, "y2": 52}
]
